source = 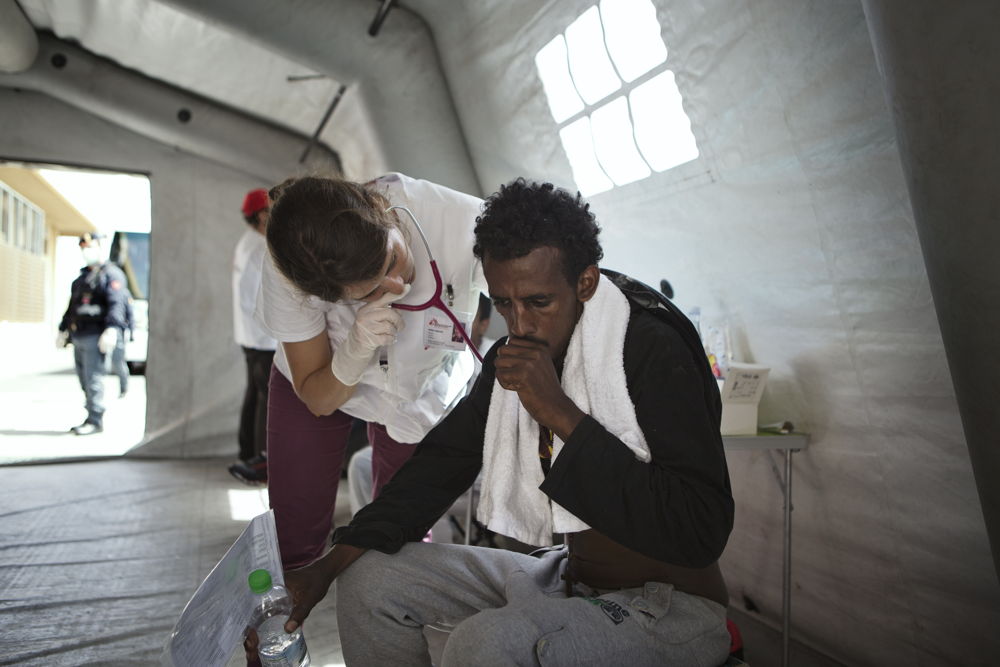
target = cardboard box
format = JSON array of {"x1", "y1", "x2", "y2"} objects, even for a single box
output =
[{"x1": 718, "y1": 363, "x2": 770, "y2": 436}]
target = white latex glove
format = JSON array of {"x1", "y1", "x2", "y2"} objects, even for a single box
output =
[
  {"x1": 330, "y1": 289, "x2": 408, "y2": 386},
  {"x1": 98, "y1": 327, "x2": 118, "y2": 354},
  {"x1": 56, "y1": 330, "x2": 70, "y2": 348}
]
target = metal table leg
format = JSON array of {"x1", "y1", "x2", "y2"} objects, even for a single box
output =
[{"x1": 782, "y1": 449, "x2": 793, "y2": 667}]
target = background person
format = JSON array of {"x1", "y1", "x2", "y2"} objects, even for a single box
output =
[
  {"x1": 57, "y1": 233, "x2": 130, "y2": 435},
  {"x1": 258, "y1": 172, "x2": 486, "y2": 569},
  {"x1": 471, "y1": 292, "x2": 496, "y2": 352},
  {"x1": 229, "y1": 188, "x2": 278, "y2": 484},
  {"x1": 268, "y1": 179, "x2": 734, "y2": 666},
  {"x1": 107, "y1": 288, "x2": 134, "y2": 399}
]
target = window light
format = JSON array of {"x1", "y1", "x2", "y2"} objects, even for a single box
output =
[
  {"x1": 599, "y1": 0, "x2": 667, "y2": 82},
  {"x1": 564, "y1": 7, "x2": 621, "y2": 105},
  {"x1": 535, "y1": 35, "x2": 584, "y2": 124},
  {"x1": 590, "y1": 96, "x2": 651, "y2": 186},
  {"x1": 559, "y1": 118, "x2": 613, "y2": 196},
  {"x1": 228, "y1": 489, "x2": 269, "y2": 522},
  {"x1": 630, "y1": 70, "x2": 699, "y2": 171},
  {"x1": 536, "y1": 2, "x2": 700, "y2": 196}
]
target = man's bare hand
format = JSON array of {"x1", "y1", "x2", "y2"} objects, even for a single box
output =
[
  {"x1": 243, "y1": 545, "x2": 365, "y2": 666},
  {"x1": 494, "y1": 337, "x2": 585, "y2": 439},
  {"x1": 243, "y1": 628, "x2": 261, "y2": 665},
  {"x1": 283, "y1": 559, "x2": 336, "y2": 633}
]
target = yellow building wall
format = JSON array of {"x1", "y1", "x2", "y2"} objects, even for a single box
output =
[{"x1": 0, "y1": 244, "x2": 46, "y2": 322}]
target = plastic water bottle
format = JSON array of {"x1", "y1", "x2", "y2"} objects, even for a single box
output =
[{"x1": 248, "y1": 569, "x2": 311, "y2": 667}]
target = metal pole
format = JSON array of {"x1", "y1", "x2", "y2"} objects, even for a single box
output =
[
  {"x1": 367, "y1": 0, "x2": 397, "y2": 37},
  {"x1": 298, "y1": 84, "x2": 347, "y2": 164},
  {"x1": 782, "y1": 449, "x2": 793, "y2": 667}
]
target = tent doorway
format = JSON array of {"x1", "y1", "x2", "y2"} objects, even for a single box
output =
[{"x1": 0, "y1": 160, "x2": 152, "y2": 464}]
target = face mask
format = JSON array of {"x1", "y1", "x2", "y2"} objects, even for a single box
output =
[{"x1": 81, "y1": 246, "x2": 102, "y2": 266}]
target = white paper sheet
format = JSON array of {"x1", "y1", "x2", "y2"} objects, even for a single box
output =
[{"x1": 161, "y1": 510, "x2": 283, "y2": 667}]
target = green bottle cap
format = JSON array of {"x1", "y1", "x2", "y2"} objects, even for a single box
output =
[{"x1": 248, "y1": 569, "x2": 272, "y2": 594}]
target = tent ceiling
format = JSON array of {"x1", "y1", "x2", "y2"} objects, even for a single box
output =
[
  {"x1": 13, "y1": 0, "x2": 478, "y2": 191},
  {"x1": 17, "y1": 0, "x2": 344, "y2": 160}
]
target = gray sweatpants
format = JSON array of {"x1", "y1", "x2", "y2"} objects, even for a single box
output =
[{"x1": 336, "y1": 542, "x2": 730, "y2": 666}]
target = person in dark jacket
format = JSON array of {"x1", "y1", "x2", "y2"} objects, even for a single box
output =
[
  {"x1": 250, "y1": 179, "x2": 734, "y2": 666},
  {"x1": 108, "y1": 288, "x2": 134, "y2": 399},
  {"x1": 58, "y1": 233, "x2": 130, "y2": 435}
]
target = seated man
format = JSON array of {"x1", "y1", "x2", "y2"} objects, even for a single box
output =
[{"x1": 273, "y1": 178, "x2": 735, "y2": 666}]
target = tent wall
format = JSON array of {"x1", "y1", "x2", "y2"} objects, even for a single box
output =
[
  {"x1": 411, "y1": 0, "x2": 1000, "y2": 664},
  {"x1": 1, "y1": 0, "x2": 998, "y2": 664},
  {"x1": 862, "y1": 0, "x2": 1000, "y2": 582},
  {"x1": 0, "y1": 88, "x2": 273, "y2": 456}
]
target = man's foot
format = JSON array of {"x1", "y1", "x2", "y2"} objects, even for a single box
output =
[
  {"x1": 228, "y1": 455, "x2": 268, "y2": 485},
  {"x1": 71, "y1": 421, "x2": 103, "y2": 436},
  {"x1": 119, "y1": 389, "x2": 128, "y2": 399}
]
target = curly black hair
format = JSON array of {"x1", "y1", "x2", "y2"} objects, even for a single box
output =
[{"x1": 473, "y1": 178, "x2": 603, "y2": 284}]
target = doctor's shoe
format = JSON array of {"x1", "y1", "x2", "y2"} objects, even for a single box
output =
[
  {"x1": 71, "y1": 421, "x2": 104, "y2": 436},
  {"x1": 228, "y1": 455, "x2": 268, "y2": 485}
]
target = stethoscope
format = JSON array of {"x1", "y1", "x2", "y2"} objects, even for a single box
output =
[{"x1": 385, "y1": 206, "x2": 484, "y2": 363}]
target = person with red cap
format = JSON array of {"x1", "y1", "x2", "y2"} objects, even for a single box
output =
[{"x1": 229, "y1": 188, "x2": 278, "y2": 484}]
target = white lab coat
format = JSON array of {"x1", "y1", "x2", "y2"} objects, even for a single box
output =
[{"x1": 256, "y1": 173, "x2": 486, "y2": 443}]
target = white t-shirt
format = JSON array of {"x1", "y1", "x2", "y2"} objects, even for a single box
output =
[
  {"x1": 256, "y1": 173, "x2": 486, "y2": 443},
  {"x1": 232, "y1": 228, "x2": 277, "y2": 350}
]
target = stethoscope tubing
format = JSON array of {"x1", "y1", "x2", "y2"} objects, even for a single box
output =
[{"x1": 384, "y1": 206, "x2": 484, "y2": 363}]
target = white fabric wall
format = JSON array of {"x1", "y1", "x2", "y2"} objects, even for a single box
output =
[
  {"x1": 2, "y1": 1, "x2": 998, "y2": 664},
  {"x1": 413, "y1": 0, "x2": 1000, "y2": 664},
  {"x1": 0, "y1": 88, "x2": 268, "y2": 457}
]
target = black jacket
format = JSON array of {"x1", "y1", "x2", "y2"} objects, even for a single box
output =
[
  {"x1": 333, "y1": 271, "x2": 733, "y2": 568},
  {"x1": 59, "y1": 263, "x2": 131, "y2": 336}
]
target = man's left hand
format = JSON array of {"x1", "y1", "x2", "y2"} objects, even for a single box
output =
[
  {"x1": 283, "y1": 556, "x2": 338, "y2": 633},
  {"x1": 494, "y1": 337, "x2": 584, "y2": 439}
]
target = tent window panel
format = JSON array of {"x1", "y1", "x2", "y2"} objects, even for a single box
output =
[
  {"x1": 565, "y1": 7, "x2": 621, "y2": 105},
  {"x1": 536, "y1": 2, "x2": 700, "y2": 196},
  {"x1": 590, "y1": 96, "x2": 651, "y2": 186},
  {"x1": 599, "y1": 0, "x2": 667, "y2": 83},
  {"x1": 630, "y1": 70, "x2": 699, "y2": 171},
  {"x1": 535, "y1": 36, "x2": 585, "y2": 124},
  {"x1": 559, "y1": 118, "x2": 614, "y2": 197}
]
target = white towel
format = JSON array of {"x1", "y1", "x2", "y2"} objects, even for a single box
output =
[{"x1": 478, "y1": 274, "x2": 651, "y2": 546}]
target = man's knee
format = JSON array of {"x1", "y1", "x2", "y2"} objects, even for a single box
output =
[
  {"x1": 441, "y1": 609, "x2": 538, "y2": 666},
  {"x1": 336, "y1": 548, "x2": 398, "y2": 608}
]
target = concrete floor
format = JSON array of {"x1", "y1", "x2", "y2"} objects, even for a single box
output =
[
  {"x1": 0, "y1": 346, "x2": 845, "y2": 666},
  {"x1": 0, "y1": 456, "x2": 349, "y2": 667},
  {"x1": 0, "y1": 455, "x2": 844, "y2": 667},
  {"x1": 0, "y1": 345, "x2": 146, "y2": 465}
]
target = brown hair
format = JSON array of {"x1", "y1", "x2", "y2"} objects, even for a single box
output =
[{"x1": 266, "y1": 176, "x2": 400, "y2": 302}]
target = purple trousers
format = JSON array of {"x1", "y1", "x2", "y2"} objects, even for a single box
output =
[{"x1": 267, "y1": 366, "x2": 418, "y2": 569}]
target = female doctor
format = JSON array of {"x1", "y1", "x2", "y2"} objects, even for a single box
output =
[{"x1": 259, "y1": 173, "x2": 486, "y2": 569}]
